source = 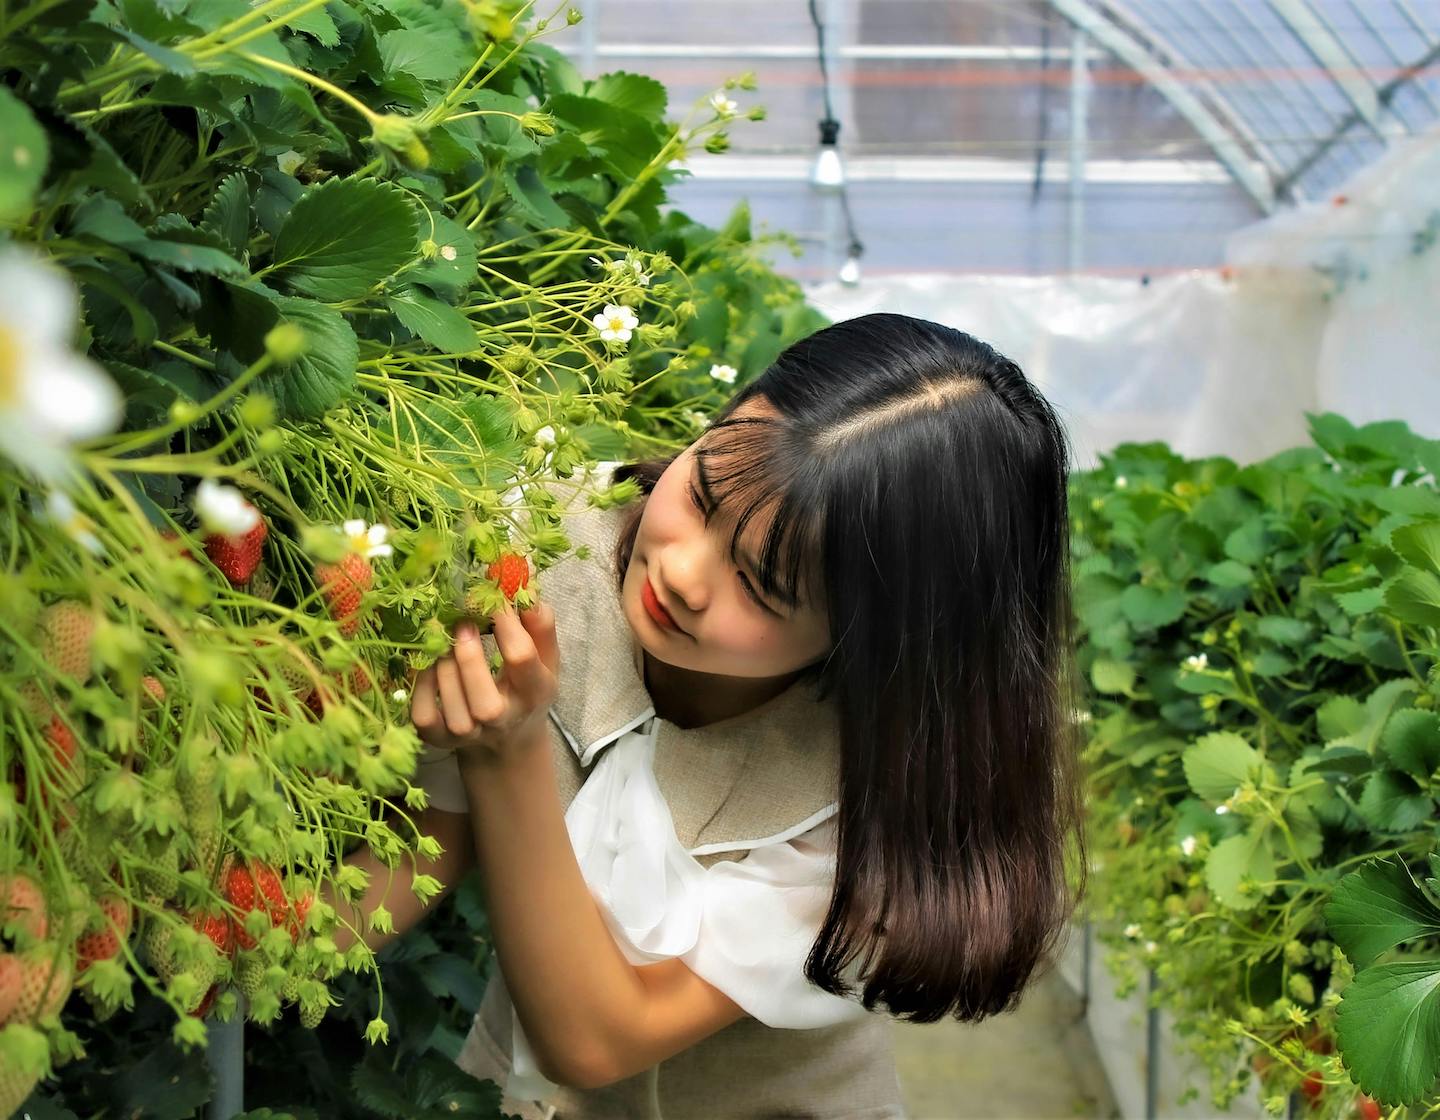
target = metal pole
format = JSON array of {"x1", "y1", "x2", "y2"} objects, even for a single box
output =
[
  {"x1": 1145, "y1": 968, "x2": 1160, "y2": 1120},
  {"x1": 205, "y1": 996, "x2": 245, "y2": 1119},
  {"x1": 1067, "y1": 25, "x2": 1089, "y2": 274}
]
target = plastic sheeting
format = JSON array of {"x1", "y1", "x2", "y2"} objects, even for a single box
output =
[{"x1": 802, "y1": 124, "x2": 1440, "y2": 472}]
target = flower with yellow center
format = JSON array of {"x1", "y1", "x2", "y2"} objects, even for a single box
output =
[
  {"x1": 342, "y1": 518, "x2": 393, "y2": 559},
  {"x1": 591, "y1": 303, "x2": 639, "y2": 345},
  {"x1": 0, "y1": 248, "x2": 123, "y2": 482}
]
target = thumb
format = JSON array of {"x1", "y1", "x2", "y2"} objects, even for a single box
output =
[{"x1": 519, "y1": 600, "x2": 559, "y2": 676}]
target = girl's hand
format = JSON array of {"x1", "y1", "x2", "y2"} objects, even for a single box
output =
[{"x1": 411, "y1": 601, "x2": 560, "y2": 767}]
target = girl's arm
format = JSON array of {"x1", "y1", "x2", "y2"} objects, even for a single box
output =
[
  {"x1": 459, "y1": 737, "x2": 749, "y2": 1090},
  {"x1": 323, "y1": 803, "x2": 477, "y2": 955}
]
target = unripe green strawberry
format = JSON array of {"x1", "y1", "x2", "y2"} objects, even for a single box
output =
[
  {"x1": 12, "y1": 942, "x2": 72, "y2": 1022},
  {"x1": 233, "y1": 952, "x2": 265, "y2": 997},
  {"x1": 279, "y1": 971, "x2": 300, "y2": 1003},
  {"x1": 0, "y1": 1040, "x2": 41, "y2": 1119},
  {"x1": 142, "y1": 917, "x2": 179, "y2": 983},
  {"x1": 314, "y1": 553, "x2": 373, "y2": 637},
  {"x1": 138, "y1": 843, "x2": 181, "y2": 903},
  {"x1": 299, "y1": 999, "x2": 326, "y2": 1029},
  {"x1": 35, "y1": 600, "x2": 97, "y2": 684}
]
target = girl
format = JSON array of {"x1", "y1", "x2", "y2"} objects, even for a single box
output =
[{"x1": 343, "y1": 311, "x2": 1087, "y2": 1119}]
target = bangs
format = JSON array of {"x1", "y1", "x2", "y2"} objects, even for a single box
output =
[{"x1": 691, "y1": 415, "x2": 826, "y2": 613}]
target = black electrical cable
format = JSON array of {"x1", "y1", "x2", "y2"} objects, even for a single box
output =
[{"x1": 807, "y1": 0, "x2": 864, "y2": 270}]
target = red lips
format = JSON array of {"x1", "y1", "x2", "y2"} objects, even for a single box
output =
[{"x1": 642, "y1": 575, "x2": 681, "y2": 632}]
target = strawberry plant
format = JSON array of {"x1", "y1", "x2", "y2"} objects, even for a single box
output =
[
  {"x1": 0, "y1": 0, "x2": 829, "y2": 1111},
  {"x1": 1074, "y1": 413, "x2": 1440, "y2": 1117}
]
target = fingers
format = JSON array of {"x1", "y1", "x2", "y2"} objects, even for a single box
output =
[
  {"x1": 493, "y1": 601, "x2": 556, "y2": 702},
  {"x1": 452, "y1": 622, "x2": 503, "y2": 722},
  {"x1": 434, "y1": 656, "x2": 474, "y2": 737},
  {"x1": 411, "y1": 667, "x2": 441, "y2": 739},
  {"x1": 519, "y1": 601, "x2": 559, "y2": 676}
]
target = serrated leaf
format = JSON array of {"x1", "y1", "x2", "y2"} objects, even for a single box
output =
[
  {"x1": 388, "y1": 288, "x2": 479, "y2": 353},
  {"x1": 1090, "y1": 658, "x2": 1135, "y2": 696},
  {"x1": 252, "y1": 297, "x2": 358, "y2": 418},
  {"x1": 1334, "y1": 959, "x2": 1440, "y2": 1107},
  {"x1": 1324, "y1": 857, "x2": 1440, "y2": 970},
  {"x1": 1206, "y1": 559, "x2": 1254, "y2": 588},
  {"x1": 379, "y1": 27, "x2": 469, "y2": 84},
  {"x1": 1356, "y1": 769, "x2": 1433, "y2": 833},
  {"x1": 271, "y1": 177, "x2": 419, "y2": 301},
  {"x1": 0, "y1": 87, "x2": 49, "y2": 223},
  {"x1": 1391, "y1": 521, "x2": 1440, "y2": 576},
  {"x1": 1205, "y1": 827, "x2": 1275, "y2": 910},
  {"x1": 1385, "y1": 568, "x2": 1440, "y2": 629},
  {"x1": 503, "y1": 163, "x2": 571, "y2": 231},
  {"x1": 1118, "y1": 583, "x2": 1188, "y2": 628},
  {"x1": 1382, "y1": 708, "x2": 1440, "y2": 780},
  {"x1": 409, "y1": 213, "x2": 477, "y2": 300},
  {"x1": 1183, "y1": 732, "x2": 1260, "y2": 801},
  {"x1": 201, "y1": 172, "x2": 252, "y2": 258}
]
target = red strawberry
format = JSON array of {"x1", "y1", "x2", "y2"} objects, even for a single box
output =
[
  {"x1": 487, "y1": 552, "x2": 530, "y2": 600},
  {"x1": 159, "y1": 529, "x2": 195, "y2": 561},
  {"x1": 223, "y1": 862, "x2": 287, "y2": 950},
  {"x1": 204, "y1": 513, "x2": 267, "y2": 585},
  {"x1": 0, "y1": 954, "x2": 21, "y2": 1025},
  {"x1": 0, "y1": 874, "x2": 48, "y2": 944},
  {"x1": 75, "y1": 894, "x2": 133, "y2": 975},
  {"x1": 1301, "y1": 1070, "x2": 1325, "y2": 1103},
  {"x1": 193, "y1": 907, "x2": 233, "y2": 958},
  {"x1": 314, "y1": 553, "x2": 373, "y2": 636},
  {"x1": 140, "y1": 676, "x2": 166, "y2": 706},
  {"x1": 286, "y1": 889, "x2": 314, "y2": 943},
  {"x1": 1356, "y1": 1095, "x2": 1382, "y2": 1120}
]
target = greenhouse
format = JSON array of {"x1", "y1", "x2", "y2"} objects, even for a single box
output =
[{"x1": 1, "y1": 0, "x2": 1439, "y2": 1117}]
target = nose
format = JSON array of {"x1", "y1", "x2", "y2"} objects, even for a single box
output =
[{"x1": 654, "y1": 540, "x2": 712, "y2": 619}]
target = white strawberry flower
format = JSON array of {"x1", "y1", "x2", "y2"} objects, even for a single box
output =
[
  {"x1": 709, "y1": 363, "x2": 738, "y2": 384},
  {"x1": 629, "y1": 259, "x2": 651, "y2": 286},
  {"x1": 0, "y1": 247, "x2": 123, "y2": 482},
  {"x1": 194, "y1": 478, "x2": 260, "y2": 536},
  {"x1": 684, "y1": 409, "x2": 713, "y2": 431},
  {"x1": 343, "y1": 518, "x2": 393, "y2": 559},
  {"x1": 1115, "y1": 475, "x2": 1128, "y2": 489},
  {"x1": 44, "y1": 490, "x2": 102, "y2": 554},
  {"x1": 1183, "y1": 652, "x2": 1208, "y2": 672},
  {"x1": 709, "y1": 91, "x2": 738, "y2": 118},
  {"x1": 276, "y1": 150, "x2": 304, "y2": 176},
  {"x1": 534, "y1": 425, "x2": 557, "y2": 448},
  {"x1": 1123, "y1": 923, "x2": 1142, "y2": 939},
  {"x1": 1180, "y1": 835, "x2": 1197, "y2": 857},
  {"x1": 592, "y1": 303, "x2": 639, "y2": 344}
]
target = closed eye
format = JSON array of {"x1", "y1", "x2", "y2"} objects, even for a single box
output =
[{"x1": 686, "y1": 481, "x2": 782, "y2": 617}]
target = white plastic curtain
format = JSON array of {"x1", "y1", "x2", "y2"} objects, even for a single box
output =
[{"x1": 803, "y1": 123, "x2": 1440, "y2": 472}]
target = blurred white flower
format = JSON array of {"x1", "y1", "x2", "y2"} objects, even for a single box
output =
[
  {"x1": 45, "y1": 490, "x2": 102, "y2": 554},
  {"x1": 592, "y1": 303, "x2": 639, "y2": 344},
  {"x1": 194, "y1": 478, "x2": 260, "y2": 537},
  {"x1": 1180, "y1": 835, "x2": 1198, "y2": 857},
  {"x1": 629, "y1": 259, "x2": 652, "y2": 286},
  {"x1": 1144, "y1": 940, "x2": 1158, "y2": 955},
  {"x1": 683, "y1": 409, "x2": 713, "y2": 431},
  {"x1": 1183, "y1": 652, "x2": 1209, "y2": 672},
  {"x1": 276, "y1": 150, "x2": 304, "y2": 176},
  {"x1": 1215, "y1": 804, "x2": 1230, "y2": 815},
  {"x1": 342, "y1": 518, "x2": 393, "y2": 559},
  {"x1": 1123, "y1": 923, "x2": 1142, "y2": 939},
  {"x1": 0, "y1": 247, "x2": 123, "y2": 482},
  {"x1": 1115, "y1": 475, "x2": 1128, "y2": 489},
  {"x1": 709, "y1": 91, "x2": 738, "y2": 118},
  {"x1": 709, "y1": 363, "x2": 738, "y2": 384},
  {"x1": 391, "y1": 688, "x2": 408, "y2": 703},
  {"x1": 534, "y1": 425, "x2": 557, "y2": 448}
]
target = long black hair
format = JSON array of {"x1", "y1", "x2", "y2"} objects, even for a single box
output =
[{"x1": 610, "y1": 312, "x2": 1087, "y2": 1024}]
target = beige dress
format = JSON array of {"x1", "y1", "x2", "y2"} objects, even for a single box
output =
[{"x1": 416, "y1": 471, "x2": 907, "y2": 1119}]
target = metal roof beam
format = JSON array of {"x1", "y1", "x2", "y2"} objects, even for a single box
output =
[
  {"x1": 1049, "y1": 0, "x2": 1276, "y2": 212},
  {"x1": 1267, "y1": 0, "x2": 1408, "y2": 140}
]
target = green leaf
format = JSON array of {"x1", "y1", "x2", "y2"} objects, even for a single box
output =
[
  {"x1": 585, "y1": 70, "x2": 669, "y2": 119},
  {"x1": 1205, "y1": 559, "x2": 1254, "y2": 588},
  {"x1": 387, "y1": 288, "x2": 479, "y2": 353},
  {"x1": 1382, "y1": 708, "x2": 1440, "y2": 780},
  {"x1": 1183, "y1": 732, "x2": 1260, "y2": 801},
  {"x1": 252, "y1": 297, "x2": 358, "y2": 418},
  {"x1": 1090, "y1": 658, "x2": 1135, "y2": 697},
  {"x1": 408, "y1": 214, "x2": 477, "y2": 301},
  {"x1": 1205, "y1": 827, "x2": 1275, "y2": 910},
  {"x1": 1384, "y1": 568, "x2": 1440, "y2": 629},
  {"x1": 379, "y1": 28, "x2": 469, "y2": 85},
  {"x1": 201, "y1": 171, "x2": 252, "y2": 258},
  {"x1": 0, "y1": 87, "x2": 49, "y2": 223},
  {"x1": 1118, "y1": 583, "x2": 1188, "y2": 629},
  {"x1": 503, "y1": 163, "x2": 571, "y2": 231},
  {"x1": 1356, "y1": 769, "x2": 1433, "y2": 833},
  {"x1": 1391, "y1": 520, "x2": 1440, "y2": 576},
  {"x1": 1324, "y1": 857, "x2": 1440, "y2": 970},
  {"x1": 271, "y1": 177, "x2": 419, "y2": 301},
  {"x1": 1334, "y1": 959, "x2": 1440, "y2": 1107},
  {"x1": 1255, "y1": 615, "x2": 1312, "y2": 646}
]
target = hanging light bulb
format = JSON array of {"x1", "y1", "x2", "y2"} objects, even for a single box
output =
[
  {"x1": 838, "y1": 240, "x2": 863, "y2": 286},
  {"x1": 811, "y1": 118, "x2": 844, "y2": 191}
]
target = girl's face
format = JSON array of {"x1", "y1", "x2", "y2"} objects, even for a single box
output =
[{"x1": 622, "y1": 400, "x2": 831, "y2": 681}]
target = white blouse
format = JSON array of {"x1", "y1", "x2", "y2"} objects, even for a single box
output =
[{"x1": 412, "y1": 714, "x2": 869, "y2": 1101}]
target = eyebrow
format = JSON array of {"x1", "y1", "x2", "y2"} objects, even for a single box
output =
[{"x1": 695, "y1": 453, "x2": 801, "y2": 611}]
